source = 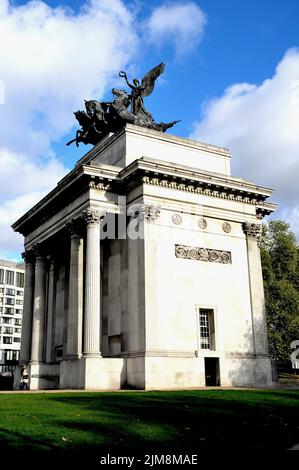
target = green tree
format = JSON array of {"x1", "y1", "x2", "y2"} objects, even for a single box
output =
[{"x1": 260, "y1": 220, "x2": 299, "y2": 366}]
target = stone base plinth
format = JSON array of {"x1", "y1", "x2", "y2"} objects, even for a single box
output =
[
  {"x1": 219, "y1": 355, "x2": 272, "y2": 387},
  {"x1": 144, "y1": 357, "x2": 205, "y2": 390},
  {"x1": 126, "y1": 356, "x2": 208, "y2": 390},
  {"x1": 126, "y1": 354, "x2": 272, "y2": 390},
  {"x1": 14, "y1": 363, "x2": 60, "y2": 390},
  {"x1": 254, "y1": 356, "x2": 272, "y2": 386},
  {"x1": 60, "y1": 357, "x2": 125, "y2": 390},
  {"x1": 13, "y1": 354, "x2": 272, "y2": 391}
]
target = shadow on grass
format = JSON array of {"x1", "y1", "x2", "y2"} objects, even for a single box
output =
[
  {"x1": 0, "y1": 390, "x2": 299, "y2": 452},
  {"x1": 54, "y1": 390, "x2": 299, "y2": 449}
]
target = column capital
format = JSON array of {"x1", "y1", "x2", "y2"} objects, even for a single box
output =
[
  {"x1": 65, "y1": 217, "x2": 84, "y2": 237},
  {"x1": 242, "y1": 222, "x2": 262, "y2": 244},
  {"x1": 82, "y1": 208, "x2": 106, "y2": 226},
  {"x1": 46, "y1": 253, "x2": 56, "y2": 270},
  {"x1": 128, "y1": 204, "x2": 161, "y2": 222},
  {"x1": 32, "y1": 243, "x2": 46, "y2": 260},
  {"x1": 22, "y1": 249, "x2": 35, "y2": 264}
]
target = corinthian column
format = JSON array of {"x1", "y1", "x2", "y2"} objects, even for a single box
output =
[
  {"x1": 66, "y1": 219, "x2": 84, "y2": 359},
  {"x1": 45, "y1": 255, "x2": 55, "y2": 363},
  {"x1": 30, "y1": 245, "x2": 47, "y2": 364},
  {"x1": 82, "y1": 208, "x2": 106, "y2": 357},
  {"x1": 20, "y1": 249, "x2": 35, "y2": 364}
]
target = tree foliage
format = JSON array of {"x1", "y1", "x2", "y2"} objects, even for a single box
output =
[{"x1": 260, "y1": 220, "x2": 299, "y2": 365}]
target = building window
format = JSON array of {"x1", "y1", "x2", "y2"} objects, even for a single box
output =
[
  {"x1": 5, "y1": 298, "x2": 15, "y2": 306},
  {"x1": 15, "y1": 309, "x2": 22, "y2": 314},
  {"x1": 14, "y1": 328, "x2": 21, "y2": 333},
  {"x1": 6, "y1": 288, "x2": 15, "y2": 296},
  {"x1": 199, "y1": 308, "x2": 216, "y2": 350},
  {"x1": 13, "y1": 337, "x2": 21, "y2": 343},
  {"x1": 3, "y1": 336, "x2": 12, "y2": 344},
  {"x1": 16, "y1": 272, "x2": 24, "y2": 288},
  {"x1": 15, "y1": 299, "x2": 23, "y2": 305},
  {"x1": 3, "y1": 317, "x2": 13, "y2": 324},
  {"x1": 4, "y1": 307, "x2": 14, "y2": 315},
  {"x1": 0, "y1": 269, "x2": 4, "y2": 284},
  {"x1": 3, "y1": 327, "x2": 13, "y2": 334},
  {"x1": 5, "y1": 350, "x2": 19, "y2": 362},
  {"x1": 0, "y1": 298, "x2": 3, "y2": 305},
  {"x1": 5, "y1": 270, "x2": 14, "y2": 286},
  {"x1": 0, "y1": 287, "x2": 4, "y2": 293},
  {"x1": 14, "y1": 318, "x2": 22, "y2": 326},
  {"x1": 16, "y1": 290, "x2": 23, "y2": 296}
]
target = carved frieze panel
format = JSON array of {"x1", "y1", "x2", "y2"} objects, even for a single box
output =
[{"x1": 175, "y1": 244, "x2": 232, "y2": 264}]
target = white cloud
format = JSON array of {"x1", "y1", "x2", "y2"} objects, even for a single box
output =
[
  {"x1": 145, "y1": 2, "x2": 206, "y2": 56},
  {"x1": 0, "y1": 190, "x2": 53, "y2": 255},
  {"x1": 191, "y1": 49, "x2": 299, "y2": 236},
  {"x1": 0, "y1": 0, "x2": 139, "y2": 256},
  {"x1": 0, "y1": 148, "x2": 67, "y2": 254},
  {"x1": 0, "y1": 0, "x2": 138, "y2": 156},
  {"x1": 0, "y1": 149, "x2": 66, "y2": 200},
  {"x1": 0, "y1": 0, "x2": 9, "y2": 16}
]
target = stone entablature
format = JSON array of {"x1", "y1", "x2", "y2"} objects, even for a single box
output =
[{"x1": 12, "y1": 157, "x2": 276, "y2": 238}]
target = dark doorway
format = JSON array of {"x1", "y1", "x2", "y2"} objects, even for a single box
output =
[
  {"x1": 0, "y1": 374, "x2": 14, "y2": 390},
  {"x1": 204, "y1": 358, "x2": 220, "y2": 386}
]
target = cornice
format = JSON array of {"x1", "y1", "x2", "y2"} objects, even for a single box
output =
[
  {"x1": 119, "y1": 157, "x2": 273, "y2": 199},
  {"x1": 12, "y1": 156, "x2": 276, "y2": 236}
]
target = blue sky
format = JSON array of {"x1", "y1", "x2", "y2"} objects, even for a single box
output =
[
  {"x1": 0, "y1": 0, "x2": 299, "y2": 259},
  {"x1": 52, "y1": 0, "x2": 299, "y2": 166}
]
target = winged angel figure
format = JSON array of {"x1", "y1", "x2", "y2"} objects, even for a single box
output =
[
  {"x1": 66, "y1": 63, "x2": 179, "y2": 147},
  {"x1": 119, "y1": 63, "x2": 165, "y2": 124}
]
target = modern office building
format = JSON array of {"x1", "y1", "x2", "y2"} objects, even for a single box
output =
[{"x1": 0, "y1": 259, "x2": 25, "y2": 373}]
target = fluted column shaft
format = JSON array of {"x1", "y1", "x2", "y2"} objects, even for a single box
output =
[
  {"x1": 19, "y1": 250, "x2": 35, "y2": 364},
  {"x1": 30, "y1": 250, "x2": 47, "y2": 363},
  {"x1": 66, "y1": 222, "x2": 84, "y2": 359},
  {"x1": 83, "y1": 209, "x2": 105, "y2": 357},
  {"x1": 45, "y1": 257, "x2": 55, "y2": 363}
]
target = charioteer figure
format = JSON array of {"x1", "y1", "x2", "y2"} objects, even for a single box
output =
[{"x1": 66, "y1": 63, "x2": 180, "y2": 147}]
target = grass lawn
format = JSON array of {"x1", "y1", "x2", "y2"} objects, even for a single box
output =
[{"x1": 0, "y1": 389, "x2": 299, "y2": 453}]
